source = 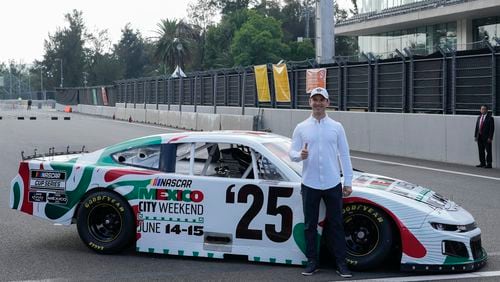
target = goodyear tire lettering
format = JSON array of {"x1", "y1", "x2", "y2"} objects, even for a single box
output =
[
  {"x1": 77, "y1": 191, "x2": 135, "y2": 254},
  {"x1": 341, "y1": 203, "x2": 394, "y2": 270}
]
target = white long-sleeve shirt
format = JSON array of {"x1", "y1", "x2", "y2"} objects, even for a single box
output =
[{"x1": 289, "y1": 115, "x2": 353, "y2": 189}]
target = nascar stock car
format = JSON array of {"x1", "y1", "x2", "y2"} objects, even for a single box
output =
[{"x1": 10, "y1": 131, "x2": 487, "y2": 272}]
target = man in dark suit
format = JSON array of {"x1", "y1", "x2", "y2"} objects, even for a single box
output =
[{"x1": 474, "y1": 105, "x2": 495, "y2": 168}]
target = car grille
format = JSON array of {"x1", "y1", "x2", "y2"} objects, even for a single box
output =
[{"x1": 471, "y1": 235, "x2": 483, "y2": 259}]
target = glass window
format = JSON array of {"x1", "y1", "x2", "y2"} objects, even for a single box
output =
[
  {"x1": 263, "y1": 141, "x2": 302, "y2": 177},
  {"x1": 112, "y1": 145, "x2": 161, "y2": 170},
  {"x1": 178, "y1": 142, "x2": 255, "y2": 179},
  {"x1": 356, "y1": 21, "x2": 456, "y2": 57},
  {"x1": 256, "y1": 154, "x2": 285, "y2": 181},
  {"x1": 473, "y1": 16, "x2": 500, "y2": 44},
  {"x1": 175, "y1": 143, "x2": 192, "y2": 175},
  {"x1": 358, "y1": 0, "x2": 425, "y2": 13}
]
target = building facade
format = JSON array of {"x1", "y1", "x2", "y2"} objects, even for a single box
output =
[{"x1": 336, "y1": 0, "x2": 500, "y2": 56}]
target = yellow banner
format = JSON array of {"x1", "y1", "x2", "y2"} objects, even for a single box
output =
[
  {"x1": 254, "y1": 65, "x2": 271, "y2": 102},
  {"x1": 306, "y1": 68, "x2": 327, "y2": 93},
  {"x1": 272, "y1": 64, "x2": 291, "y2": 102}
]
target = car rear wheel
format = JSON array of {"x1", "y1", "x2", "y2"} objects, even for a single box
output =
[
  {"x1": 343, "y1": 203, "x2": 393, "y2": 270},
  {"x1": 77, "y1": 191, "x2": 135, "y2": 254}
]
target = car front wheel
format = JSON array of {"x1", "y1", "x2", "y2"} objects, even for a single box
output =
[
  {"x1": 76, "y1": 191, "x2": 135, "y2": 254},
  {"x1": 343, "y1": 203, "x2": 394, "y2": 270}
]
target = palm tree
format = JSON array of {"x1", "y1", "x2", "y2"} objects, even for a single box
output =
[{"x1": 154, "y1": 19, "x2": 199, "y2": 73}]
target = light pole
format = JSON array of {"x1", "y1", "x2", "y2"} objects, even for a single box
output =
[
  {"x1": 55, "y1": 58, "x2": 63, "y2": 88},
  {"x1": 83, "y1": 72, "x2": 88, "y2": 88},
  {"x1": 39, "y1": 66, "x2": 45, "y2": 100},
  {"x1": 40, "y1": 67, "x2": 43, "y2": 92}
]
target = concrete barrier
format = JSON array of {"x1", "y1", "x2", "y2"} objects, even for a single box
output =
[
  {"x1": 146, "y1": 109, "x2": 160, "y2": 124},
  {"x1": 158, "y1": 105, "x2": 169, "y2": 111},
  {"x1": 166, "y1": 111, "x2": 181, "y2": 128},
  {"x1": 180, "y1": 112, "x2": 197, "y2": 130},
  {"x1": 217, "y1": 106, "x2": 243, "y2": 115},
  {"x1": 220, "y1": 114, "x2": 255, "y2": 131},
  {"x1": 101, "y1": 106, "x2": 116, "y2": 118},
  {"x1": 197, "y1": 113, "x2": 221, "y2": 131},
  {"x1": 182, "y1": 105, "x2": 195, "y2": 112},
  {"x1": 146, "y1": 104, "x2": 157, "y2": 110},
  {"x1": 128, "y1": 108, "x2": 146, "y2": 122},
  {"x1": 196, "y1": 106, "x2": 215, "y2": 114},
  {"x1": 115, "y1": 107, "x2": 127, "y2": 120}
]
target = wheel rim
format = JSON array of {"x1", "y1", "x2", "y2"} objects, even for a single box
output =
[
  {"x1": 88, "y1": 203, "x2": 122, "y2": 242},
  {"x1": 344, "y1": 214, "x2": 380, "y2": 256}
]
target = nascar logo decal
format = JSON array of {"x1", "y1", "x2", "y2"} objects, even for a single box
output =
[{"x1": 29, "y1": 170, "x2": 66, "y2": 191}]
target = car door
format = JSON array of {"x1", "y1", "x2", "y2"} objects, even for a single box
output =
[{"x1": 135, "y1": 140, "x2": 307, "y2": 264}]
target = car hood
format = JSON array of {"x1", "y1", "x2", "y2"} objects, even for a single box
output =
[{"x1": 352, "y1": 171, "x2": 458, "y2": 211}]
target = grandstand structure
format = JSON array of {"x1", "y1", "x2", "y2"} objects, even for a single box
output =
[{"x1": 336, "y1": 0, "x2": 500, "y2": 56}]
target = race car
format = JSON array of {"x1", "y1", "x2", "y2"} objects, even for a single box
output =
[{"x1": 9, "y1": 131, "x2": 487, "y2": 272}]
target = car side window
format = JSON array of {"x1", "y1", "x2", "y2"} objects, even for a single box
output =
[
  {"x1": 256, "y1": 154, "x2": 285, "y2": 181},
  {"x1": 176, "y1": 142, "x2": 252, "y2": 179},
  {"x1": 215, "y1": 143, "x2": 253, "y2": 178},
  {"x1": 112, "y1": 145, "x2": 161, "y2": 170},
  {"x1": 175, "y1": 143, "x2": 192, "y2": 175}
]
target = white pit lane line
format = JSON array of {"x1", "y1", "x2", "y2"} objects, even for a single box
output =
[
  {"x1": 345, "y1": 271, "x2": 500, "y2": 282},
  {"x1": 351, "y1": 156, "x2": 500, "y2": 182}
]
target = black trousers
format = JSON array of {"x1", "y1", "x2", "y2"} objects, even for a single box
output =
[
  {"x1": 477, "y1": 138, "x2": 492, "y2": 165},
  {"x1": 301, "y1": 183, "x2": 346, "y2": 265}
]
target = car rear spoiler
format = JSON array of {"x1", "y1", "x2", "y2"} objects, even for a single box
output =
[{"x1": 21, "y1": 146, "x2": 88, "y2": 160}]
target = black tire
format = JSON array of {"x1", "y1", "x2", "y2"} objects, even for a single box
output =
[
  {"x1": 343, "y1": 203, "x2": 393, "y2": 270},
  {"x1": 76, "y1": 191, "x2": 135, "y2": 254}
]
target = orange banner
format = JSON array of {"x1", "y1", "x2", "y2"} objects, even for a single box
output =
[
  {"x1": 272, "y1": 64, "x2": 291, "y2": 102},
  {"x1": 254, "y1": 65, "x2": 271, "y2": 102},
  {"x1": 306, "y1": 68, "x2": 327, "y2": 93},
  {"x1": 101, "y1": 87, "x2": 109, "y2": 106}
]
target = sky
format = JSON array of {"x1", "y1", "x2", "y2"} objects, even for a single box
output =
[
  {"x1": 0, "y1": 0, "x2": 190, "y2": 64},
  {"x1": 1, "y1": 0, "x2": 353, "y2": 65}
]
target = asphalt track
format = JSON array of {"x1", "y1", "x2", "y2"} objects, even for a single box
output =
[{"x1": 0, "y1": 108, "x2": 499, "y2": 282}]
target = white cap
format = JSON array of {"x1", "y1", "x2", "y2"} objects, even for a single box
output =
[{"x1": 310, "y1": 87, "x2": 329, "y2": 99}]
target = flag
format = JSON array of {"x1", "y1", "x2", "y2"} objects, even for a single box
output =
[{"x1": 254, "y1": 65, "x2": 271, "y2": 102}]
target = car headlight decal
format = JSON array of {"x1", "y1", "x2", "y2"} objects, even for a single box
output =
[{"x1": 430, "y1": 222, "x2": 477, "y2": 232}]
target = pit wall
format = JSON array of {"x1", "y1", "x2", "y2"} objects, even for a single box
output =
[{"x1": 69, "y1": 104, "x2": 499, "y2": 168}]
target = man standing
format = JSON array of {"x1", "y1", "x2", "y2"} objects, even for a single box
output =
[
  {"x1": 289, "y1": 87, "x2": 353, "y2": 278},
  {"x1": 474, "y1": 105, "x2": 495, "y2": 168}
]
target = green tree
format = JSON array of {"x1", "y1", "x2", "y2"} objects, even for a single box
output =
[
  {"x1": 253, "y1": 0, "x2": 282, "y2": 19},
  {"x1": 288, "y1": 39, "x2": 315, "y2": 61},
  {"x1": 42, "y1": 10, "x2": 87, "y2": 88},
  {"x1": 114, "y1": 24, "x2": 149, "y2": 79},
  {"x1": 231, "y1": 10, "x2": 289, "y2": 66},
  {"x1": 207, "y1": 0, "x2": 254, "y2": 15},
  {"x1": 204, "y1": 9, "x2": 251, "y2": 68},
  {"x1": 187, "y1": 0, "x2": 219, "y2": 70},
  {"x1": 86, "y1": 29, "x2": 123, "y2": 85},
  {"x1": 153, "y1": 19, "x2": 199, "y2": 73},
  {"x1": 280, "y1": 0, "x2": 307, "y2": 42}
]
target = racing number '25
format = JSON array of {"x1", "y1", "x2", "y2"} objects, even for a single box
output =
[{"x1": 225, "y1": 184, "x2": 293, "y2": 242}]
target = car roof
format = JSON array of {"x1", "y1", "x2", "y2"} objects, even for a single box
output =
[{"x1": 158, "y1": 130, "x2": 290, "y2": 145}]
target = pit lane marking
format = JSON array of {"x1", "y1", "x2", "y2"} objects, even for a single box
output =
[
  {"x1": 346, "y1": 270, "x2": 500, "y2": 282},
  {"x1": 351, "y1": 156, "x2": 500, "y2": 181}
]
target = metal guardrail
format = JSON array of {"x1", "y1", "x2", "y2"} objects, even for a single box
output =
[{"x1": 58, "y1": 46, "x2": 499, "y2": 116}]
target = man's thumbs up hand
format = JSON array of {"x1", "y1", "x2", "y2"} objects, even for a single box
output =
[{"x1": 301, "y1": 143, "x2": 309, "y2": 160}]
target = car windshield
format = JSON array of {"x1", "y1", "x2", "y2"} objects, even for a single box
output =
[{"x1": 263, "y1": 140, "x2": 302, "y2": 176}]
